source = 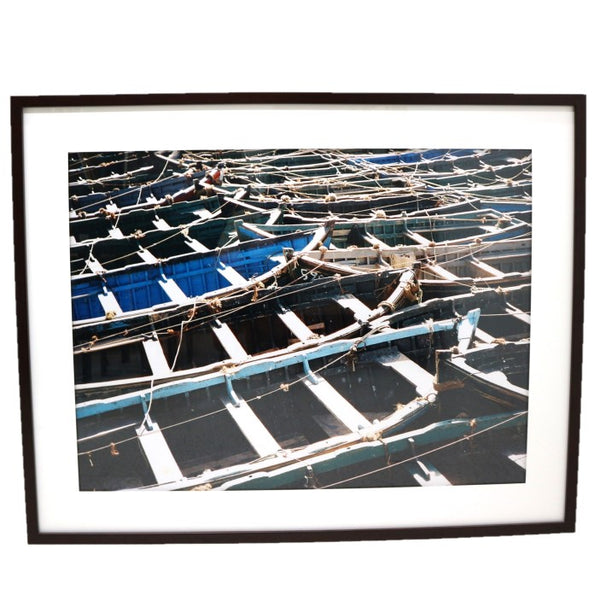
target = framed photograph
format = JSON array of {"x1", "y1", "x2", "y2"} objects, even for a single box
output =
[{"x1": 11, "y1": 93, "x2": 585, "y2": 543}]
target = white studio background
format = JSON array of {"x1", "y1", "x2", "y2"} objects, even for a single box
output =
[{"x1": 0, "y1": 2, "x2": 596, "y2": 601}]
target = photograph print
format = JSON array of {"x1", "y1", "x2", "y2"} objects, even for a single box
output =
[{"x1": 70, "y1": 147, "x2": 531, "y2": 492}]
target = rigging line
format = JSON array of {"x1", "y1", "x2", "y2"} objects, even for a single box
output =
[
  {"x1": 169, "y1": 298, "x2": 197, "y2": 371},
  {"x1": 140, "y1": 378, "x2": 155, "y2": 431},
  {"x1": 319, "y1": 410, "x2": 528, "y2": 489},
  {"x1": 480, "y1": 310, "x2": 532, "y2": 317}
]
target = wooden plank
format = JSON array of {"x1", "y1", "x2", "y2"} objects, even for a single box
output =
[
  {"x1": 475, "y1": 328, "x2": 495, "y2": 343},
  {"x1": 468, "y1": 258, "x2": 505, "y2": 278},
  {"x1": 422, "y1": 262, "x2": 459, "y2": 280},
  {"x1": 303, "y1": 372, "x2": 371, "y2": 433},
  {"x1": 136, "y1": 246, "x2": 158, "y2": 264},
  {"x1": 97, "y1": 289, "x2": 123, "y2": 316},
  {"x1": 334, "y1": 294, "x2": 372, "y2": 322},
  {"x1": 363, "y1": 232, "x2": 392, "y2": 249},
  {"x1": 404, "y1": 230, "x2": 432, "y2": 245},
  {"x1": 276, "y1": 307, "x2": 315, "y2": 341},
  {"x1": 505, "y1": 303, "x2": 531, "y2": 325},
  {"x1": 85, "y1": 255, "x2": 105, "y2": 274},
  {"x1": 136, "y1": 419, "x2": 183, "y2": 485},
  {"x1": 457, "y1": 312, "x2": 477, "y2": 352},
  {"x1": 404, "y1": 459, "x2": 451, "y2": 486},
  {"x1": 108, "y1": 227, "x2": 125, "y2": 239},
  {"x1": 217, "y1": 262, "x2": 249, "y2": 286},
  {"x1": 152, "y1": 217, "x2": 171, "y2": 230},
  {"x1": 266, "y1": 209, "x2": 282, "y2": 225},
  {"x1": 221, "y1": 384, "x2": 281, "y2": 457},
  {"x1": 378, "y1": 351, "x2": 435, "y2": 396},
  {"x1": 184, "y1": 237, "x2": 210, "y2": 253},
  {"x1": 158, "y1": 276, "x2": 188, "y2": 304},
  {"x1": 210, "y1": 321, "x2": 248, "y2": 361},
  {"x1": 142, "y1": 338, "x2": 172, "y2": 377},
  {"x1": 192, "y1": 208, "x2": 213, "y2": 221}
]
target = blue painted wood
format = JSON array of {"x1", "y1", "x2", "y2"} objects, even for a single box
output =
[{"x1": 71, "y1": 229, "x2": 326, "y2": 321}]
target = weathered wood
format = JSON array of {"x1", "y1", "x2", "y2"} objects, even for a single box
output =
[
  {"x1": 85, "y1": 255, "x2": 105, "y2": 275},
  {"x1": 158, "y1": 276, "x2": 188, "y2": 304},
  {"x1": 422, "y1": 262, "x2": 459, "y2": 280},
  {"x1": 136, "y1": 247, "x2": 158, "y2": 265},
  {"x1": 468, "y1": 257, "x2": 505, "y2": 278},
  {"x1": 276, "y1": 307, "x2": 315, "y2": 342},
  {"x1": 136, "y1": 418, "x2": 183, "y2": 485},
  {"x1": 184, "y1": 237, "x2": 210, "y2": 253},
  {"x1": 334, "y1": 294, "x2": 372, "y2": 322},
  {"x1": 142, "y1": 338, "x2": 172, "y2": 377},
  {"x1": 152, "y1": 217, "x2": 171, "y2": 230},
  {"x1": 98, "y1": 289, "x2": 123, "y2": 316},
  {"x1": 302, "y1": 363, "x2": 371, "y2": 433},
  {"x1": 404, "y1": 459, "x2": 452, "y2": 486},
  {"x1": 378, "y1": 351, "x2": 435, "y2": 397},
  {"x1": 217, "y1": 262, "x2": 249, "y2": 287},
  {"x1": 210, "y1": 320, "x2": 248, "y2": 361},
  {"x1": 221, "y1": 379, "x2": 281, "y2": 457}
]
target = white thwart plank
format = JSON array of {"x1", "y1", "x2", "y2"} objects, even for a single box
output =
[
  {"x1": 334, "y1": 294, "x2": 372, "y2": 322},
  {"x1": 137, "y1": 247, "x2": 158, "y2": 264},
  {"x1": 158, "y1": 276, "x2": 188, "y2": 304},
  {"x1": 506, "y1": 453, "x2": 527, "y2": 469},
  {"x1": 142, "y1": 338, "x2": 172, "y2": 377},
  {"x1": 98, "y1": 290, "x2": 123, "y2": 316},
  {"x1": 217, "y1": 262, "x2": 248, "y2": 286},
  {"x1": 363, "y1": 233, "x2": 392, "y2": 249},
  {"x1": 303, "y1": 375, "x2": 371, "y2": 433},
  {"x1": 404, "y1": 230, "x2": 431, "y2": 245},
  {"x1": 152, "y1": 217, "x2": 171, "y2": 230},
  {"x1": 276, "y1": 308, "x2": 314, "y2": 341},
  {"x1": 423, "y1": 263, "x2": 459, "y2": 280},
  {"x1": 192, "y1": 208, "x2": 214, "y2": 220},
  {"x1": 266, "y1": 209, "x2": 282, "y2": 225},
  {"x1": 404, "y1": 459, "x2": 451, "y2": 486},
  {"x1": 221, "y1": 396, "x2": 280, "y2": 457},
  {"x1": 184, "y1": 237, "x2": 210, "y2": 253},
  {"x1": 108, "y1": 227, "x2": 125, "y2": 239},
  {"x1": 378, "y1": 351, "x2": 435, "y2": 397},
  {"x1": 86, "y1": 255, "x2": 105, "y2": 274},
  {"x1": 468, "y1": 258, "x2": 505, "y2": 278},
  {"x1": 475, "y1": 328, "x2": 495, "y2": 343},
  {"x1": 210, "y1": 322, "x2": 248, "y2": 361},
  {"x1": 136, "y1": 420, "x2": 183, "y2": 485},
  {"x1": 506, "y1": 303, "x2": 531, "y2": 324}
]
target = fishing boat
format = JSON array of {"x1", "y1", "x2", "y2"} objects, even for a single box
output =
[
  {"x1": 69, "y1": 168, "x2": 206, "y2": 215},
  {"x1": 235, "y1": 208, "x2": 531, "y2": 249},
  {"x1": 70, "y1": 209, "x2": 280, "y2": 274},
  {"x1": 76, "y1": 310, "x2": 485, "y2": 491},
  {"x1": 434, "y1": 339, "x2": 530, "y2": 407},
  {"x1": 73, "y1": 268, "x2": 419, "y2": 401},
  {"x1": 71, "y1": 224, "x2": 332, "y2": 325}
]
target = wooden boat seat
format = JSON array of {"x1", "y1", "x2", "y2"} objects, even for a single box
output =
[{"x1": 136, "y1": 417, "x2": 183, "y2": 485}]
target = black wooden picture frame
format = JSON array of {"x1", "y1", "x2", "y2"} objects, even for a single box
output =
[{"x1": 11, "y1": 93, "x2": 585, "y2": 544}]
